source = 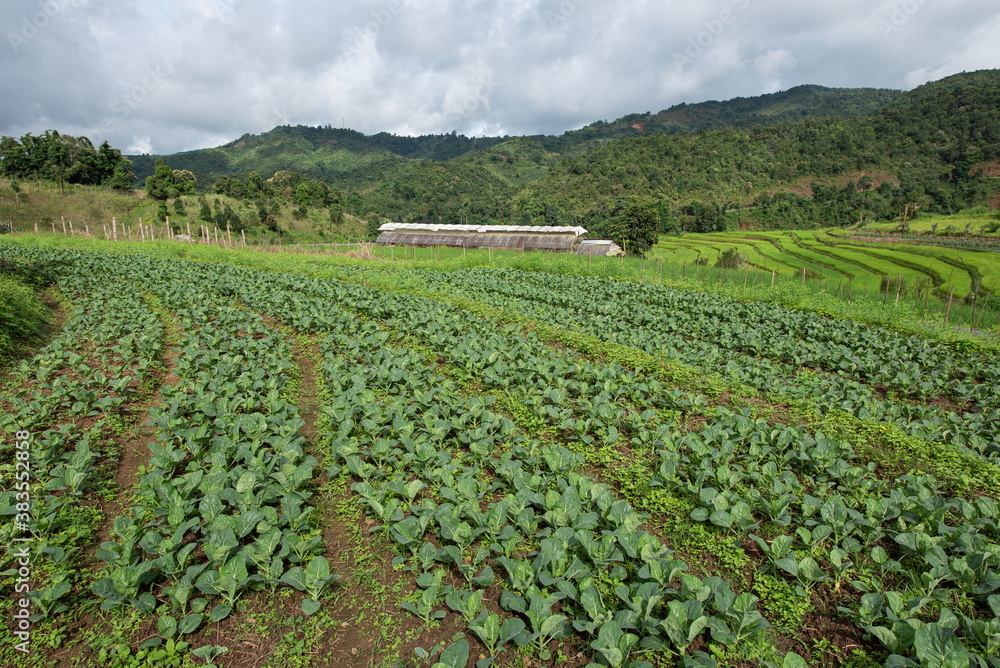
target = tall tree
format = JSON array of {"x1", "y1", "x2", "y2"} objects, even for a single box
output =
[
  {"x1": 145, "y1": 159, "x2": 176, "y2": 200},
  {"x1": 609, "y1": 197, "x2": 660, "y2": 257}
]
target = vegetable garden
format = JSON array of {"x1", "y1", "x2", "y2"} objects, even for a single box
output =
[{"x1": 1, "y1": 245, "x2": 998, "y2": 668}]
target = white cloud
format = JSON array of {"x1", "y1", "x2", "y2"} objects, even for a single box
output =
[
  {"x1": 754, "y1": 48, "x2": 797, "y2": 93},
  {"x1": 127, "y1": 136, "x2": 153, "y2": 155}
]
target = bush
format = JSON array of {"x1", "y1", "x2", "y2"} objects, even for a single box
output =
[
  {"x1": 0, "y1": 274, "x2": 50, "y2": 362},
  {"x1": 715, "y1": 248, "x2": 748, "y2": 270},
  {"x1": 879, "y1": 274, "x2": 907, "y2": 297}
]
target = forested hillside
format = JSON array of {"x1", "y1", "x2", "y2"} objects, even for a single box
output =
[
  {"x1": 118, "y1": 72, "x2": 998, "y2": 238},
  {"x1": 6, "y1": 71, "x2": 998, "y2": 245}
]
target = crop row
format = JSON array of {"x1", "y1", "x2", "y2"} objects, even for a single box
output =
[
  {"x1": 1, "y1": 278, "x2": 165, "y2": 620},
  {"x1": 388, "y1": 267, "x2": 1000, "y2": 464},
  {"x1": 92, "y1": 291, "x2": 337, "y2": 636}
]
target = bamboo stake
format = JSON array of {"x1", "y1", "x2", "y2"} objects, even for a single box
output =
[
  {"x1": 894, "y1": 272, "x2": 902, "y2": 307},
  {"x1": 103, "y1": 224, "x2": 108, "y2": 241},
  {"x1": 970, "y1": 281, "x2": 979, "y2": 333},
  {"x1": 187, "y1": 221, "x2": 192, "y2": 239},
  {"x1": 85, "y1": 224, "x2": 90, "y2": 237},
  {"x1": 112, "y1": 217, "x2": 118, "y2": 241},
  {"x1": 214, "y1": 227, "x2": 219, "y2": 245},
  {"x1": 241, "y1": 230, "x2": 246, "y2": 247},
  {"x1": 61, "y1": 216, "x2": 67, "y2": 235},
  {"x1": 34, "y1": 222, "x2": 39, "y2": 237},
  {"x1": 974, "y1": 291, "x2": 990, "y2": 330},
  {"x1": 52, "y1": 223, "x2": 56, "y2": 234},
  {"x1": 944, "y1": 286, "x2": 955, "y2": 324}
]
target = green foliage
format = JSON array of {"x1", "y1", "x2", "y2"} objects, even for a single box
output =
[
  {"x1": 0, "y1": 130, "x2": 134, "y2": 188},
  {"x1": 609, "y1": 197, "x2": 660, "y2": 258},
  {"x1": 199, "y1": 199, "x2": 213, "y2": 224},
  {"x1": 0, "y1": 272, "x2": 49, "y2": 361},
  {"x1": 145, "y1": 159, "x2": 177, "y2": 200}
]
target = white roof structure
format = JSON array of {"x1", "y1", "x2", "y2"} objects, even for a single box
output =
[{"x1": 377, "y1": 222, "x2": 588, "y2": 237}]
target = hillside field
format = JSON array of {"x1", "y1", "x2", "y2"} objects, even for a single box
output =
[
  {"x1": 0, "y1": 178, "x2": 372, "y2": 246},
  {"x1": 1, "y1": 238, "x2": 999, "y2": 668}
]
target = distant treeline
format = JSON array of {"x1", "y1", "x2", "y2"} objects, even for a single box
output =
[{"x1": 0, "y1": 130, "x2": 134, "y2": 190}]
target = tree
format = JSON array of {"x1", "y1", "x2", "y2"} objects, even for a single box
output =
[
  {"x1": 199, "y1": 200, "x2": 213, "y2": 224},
  {"x1": 609, "y1": 197, "x2": 660, "y2": 257},
  {"x1": 107, "y1": 166, "x2": 133, "y2": 192},
  {"x1": 157, "y1": 200, "x2": 169, "y2": 221},
  {"x1": 172, "y1": 169, "x2": 197, "y2": 195},
  {"x1": 173, "y1": 198, "x2": 186, "y2": 216},
  {"x1": 245, "y1": 172, "x2": 264, "y2": 197},
  {"x1": 145, "y1": 159, "x2": 175, "y2": 200}
]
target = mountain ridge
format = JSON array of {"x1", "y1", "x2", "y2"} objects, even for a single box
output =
[{"x1": 128, "y1": 82, "x2": 902, "y2": 185}]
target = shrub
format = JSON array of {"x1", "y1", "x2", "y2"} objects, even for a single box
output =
[
  {"x1": 716, "y1": 248, "x2": 748, "y2": 270},
  {"x1": 0, "y1": 274, "x2": 50, "y2": 362},
  {"x1": 879, "y1": 274, "x2": 907, "y2": 297}
]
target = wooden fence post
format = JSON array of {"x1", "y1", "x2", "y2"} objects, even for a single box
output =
[{"x1": 970, "y1": 281, "x2": 979, "y2": 333}]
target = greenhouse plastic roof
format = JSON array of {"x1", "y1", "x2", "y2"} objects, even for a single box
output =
[{"x1": 377, "y1": 223, "x2": 588, "y2": 236}]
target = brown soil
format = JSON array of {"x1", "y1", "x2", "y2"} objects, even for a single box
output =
[{"x1": 95, "y1": 313, "x2": 183, "y2": 545}]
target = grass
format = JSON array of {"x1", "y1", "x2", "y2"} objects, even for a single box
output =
[
  {"x1": 0, "y1": 178, "x2": 371, "y2": 246},
  {"x1": 862, "y1": 209, "x2": 1000, "y2": 235},
  {"x1": 0, "y1": 272, "x2": 52, "y2": 363}
]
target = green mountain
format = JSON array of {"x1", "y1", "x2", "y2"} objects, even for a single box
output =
[
  {"x1": 129, "y1": 83, "x2": 902, "y2": 186},
  {"x1": 129, "y1": 126, "x2": 508, "y2": 189},
  {"x1": 125, "y1": 71, "x2": 1000, "y2": 232}
]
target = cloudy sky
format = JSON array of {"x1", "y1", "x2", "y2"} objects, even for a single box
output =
[{"x1": 2, "y1": 0, "x2": 998, "y2": 155}]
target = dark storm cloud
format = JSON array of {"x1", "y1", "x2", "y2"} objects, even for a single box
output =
[{"x1": 1, "y1": 0, "x2": 996, "y2": 154}]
